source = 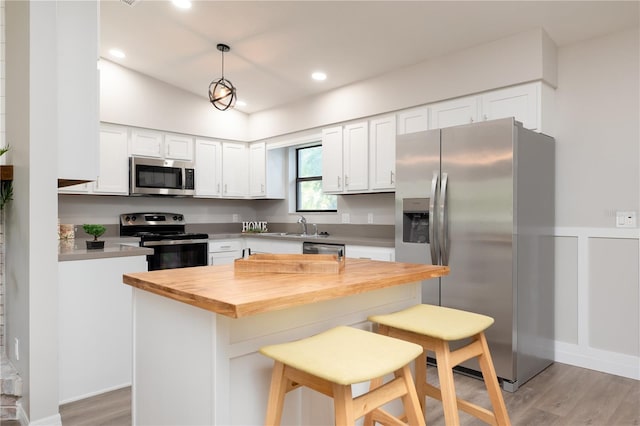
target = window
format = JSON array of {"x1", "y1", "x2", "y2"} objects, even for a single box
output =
[{"x1": 296, "y1": 145, "x2": 337, "y2": 212}]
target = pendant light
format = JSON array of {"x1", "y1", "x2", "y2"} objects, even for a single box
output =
[{"x1": 208, "y1": 43, "x2": 237, "y2": 111}]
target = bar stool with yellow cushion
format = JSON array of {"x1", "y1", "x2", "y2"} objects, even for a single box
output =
[
  {"x1": 259, "y1": 325, "x2": 426, "y2": 426},
  {"x1": 367, "y1": 304, "x2": 510, "y2": 426}
]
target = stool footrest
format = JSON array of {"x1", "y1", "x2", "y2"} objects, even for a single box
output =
[
  {"x1": 353, "y1": 375, "x2": 407, "y2": 418},
  {"x1": 423, "y1": 383, "x2": 497, "y2": 425},
  {"x1": 369, "y1": 408, "x2": 407, "y2": 426}
]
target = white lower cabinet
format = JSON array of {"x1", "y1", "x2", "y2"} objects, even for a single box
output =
[
  {"x1": 346, "y1": 245, "x2": 395, "y2": 261},
  {"x1": 243, "y1": 237, "x2": 302, "y2": 254},
  {"x1": 58, "y1": 255, "x2": 147, "y2": 403},
  {"x1": 209, "y1": 239, "x2": 243, "y2": 265}
]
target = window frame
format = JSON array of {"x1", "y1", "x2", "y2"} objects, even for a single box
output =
[{"x1": 295, "y1": 144, "x2": 337, "y2": 213}]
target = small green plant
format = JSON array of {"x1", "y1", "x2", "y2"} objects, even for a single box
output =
[{"x1": 82, "y1": 224, "x2": 106, "y2": 241}]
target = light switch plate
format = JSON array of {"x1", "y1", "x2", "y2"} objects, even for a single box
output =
[
  {"x1": 341, "y1": 213, "x2": 350, "y2": 224},
  {"x1": 616, "y1": 211, "x2": 636, "y2": 228}
]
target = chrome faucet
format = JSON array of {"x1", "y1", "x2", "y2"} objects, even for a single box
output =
[{"x1": 297, "y1": 215, "x2": 308, "y2": 235}]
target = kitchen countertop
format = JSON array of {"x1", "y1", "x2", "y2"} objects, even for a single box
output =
[
  {"x1": 58, "y1": 237, "x2": 152, "y2": 261},
  {"x1": 210, "y1": 232, "x2": 394, "y2": 248},
  {"x1": 58, "y1": 232, "x2": 394, "y2": 262},
  {"x1": 123, "y1": 259, "x2": 448, "y2": 318}
]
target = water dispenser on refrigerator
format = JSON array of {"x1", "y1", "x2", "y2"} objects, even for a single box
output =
[{"x1": 402, "y1": 198, "x2": 429, "y2": 244}]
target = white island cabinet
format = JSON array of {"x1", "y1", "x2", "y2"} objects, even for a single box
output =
[
  {"x1": 126, "y1": 261, "x2": 448, "y2": 425},
  {"x1": 59, "y1": 255, "x2": 147, "y2": 403}
]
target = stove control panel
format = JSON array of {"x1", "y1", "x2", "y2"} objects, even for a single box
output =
[{"x1": 120, "y1": 213, "x2": 186, "y2": 227}]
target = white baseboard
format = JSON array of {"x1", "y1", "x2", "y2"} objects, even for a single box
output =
[
  {"x1": 554, "y1": 341, "x2": 640, "y2": 380},
  {"x1": 18, "y1": 403, "x2": 61, "y2": 426},
  {"x1": 58, "y1": 381, "x2": 131, "y2": 405}
]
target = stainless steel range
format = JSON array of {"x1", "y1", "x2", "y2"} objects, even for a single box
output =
[{"x1": 120, "y1": 213, "x2": 208, "y2": 271}]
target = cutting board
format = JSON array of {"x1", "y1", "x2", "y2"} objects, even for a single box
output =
[{"x1": 234, "y1": 253, "x2": 344, "y2": 274}]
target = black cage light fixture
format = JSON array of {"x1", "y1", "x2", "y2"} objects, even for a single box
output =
[{"x1": 208, "y1": 43, "x2": 237, "y2": 111}]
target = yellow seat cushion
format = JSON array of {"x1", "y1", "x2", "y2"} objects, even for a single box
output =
[
  {"x1": 259, "y1": 326, "x2": 423, "y2": 385},
  {"x1": 368, "y1": 304, "x2": 494, "y2": 341}
]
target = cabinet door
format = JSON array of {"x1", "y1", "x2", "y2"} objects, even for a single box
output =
[
  {"x1": 195, "y1": 139, "x2": 222, "y2": 198},
  {"x1": 93, "y1": 124, "x2": 129, "y2": 195},
  {"x1": 343, "y1": 122, "x2": 368, "y2": 192},
  {"x1": 222, "y1": 142, "x2": 248, "y2": 197},
  {"x1": 164, "y1": 134, "x2": 194, "y2": 161},
  {"x1": 397, "y1": 107, "x2": 429, "y2": 135},
  {"x1": 322, "y1": 126, "x2": 344, "y2": 193},
  {"x1": 131, "y1": 129, "x2": 163, "y2": 158},
  {"x1": 369, "y1": 116, "x2": 396, "y2": 191},
  {"x1": 480, "y1": 83, "x2": 539, "y2": 130},
  {"x1": 248, "y1": 142, "x2": 266, "y2": 197},
  {"x1": 346, "y1": 245, "x2": 395, "y2": 261},
  {"x1": 430, "y1": 96, "x2": 479, "y2": 129}
]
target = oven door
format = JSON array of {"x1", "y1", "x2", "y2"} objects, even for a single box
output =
[{"x1": 143, "y1": 240, "x2": 208, "y2": 271}]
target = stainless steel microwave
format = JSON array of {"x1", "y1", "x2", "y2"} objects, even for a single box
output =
[{"x1": 130, "y1": 156, "x2": 195, "y2": 196}]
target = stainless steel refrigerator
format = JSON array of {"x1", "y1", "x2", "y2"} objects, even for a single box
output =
[{"x1": 395, "y1": 117, "x2": 555, "y2": 391}]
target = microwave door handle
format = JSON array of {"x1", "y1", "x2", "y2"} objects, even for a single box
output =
[
  {"x1": 439, "y1": 172, "x2": 450, "y2": 266},
  {"x1": 429, "y1": 171, "x2": 440, "y2": 265}
]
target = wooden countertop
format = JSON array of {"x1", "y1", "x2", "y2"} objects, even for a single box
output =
[{"x1": 123, "y1": 259, "x2": 449, "y2": 318}]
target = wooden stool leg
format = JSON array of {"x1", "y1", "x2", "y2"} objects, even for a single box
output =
[
  {"x1": 434, "y1": 339, "x2": 460, "y2": 426},
  {"x1": 264, "y1": 361, "x2": 288, "y2": 426},
  {"x1": 398, "y1": 365, "x2": 426, "y2": 426},
  {"x1": 414, "y1": 350, "x2": 428, "y2": 414},
  {"x1": 363, "y1": 376, "x2": 383, "y2": 426},
  {"x1": 333, "y1": 383, "x2": 355, "y2": 426},
  {"x1": 476, "y1": 333, "x2": 511, "y2": 426}
]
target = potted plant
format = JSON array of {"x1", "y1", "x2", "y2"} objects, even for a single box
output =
[{"x1": 83, "y1": 224, "x2": 106, "y2": 250}]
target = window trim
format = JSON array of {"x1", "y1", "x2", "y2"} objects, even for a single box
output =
[{"x1": 295, "y1": 145, "x2": 337, "y2": 213}]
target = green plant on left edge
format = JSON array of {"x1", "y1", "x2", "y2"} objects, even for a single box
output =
[{"x1": 0, "y1": 145, "x2": 12, "y2": 211}]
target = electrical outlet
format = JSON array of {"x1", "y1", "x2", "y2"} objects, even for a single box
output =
[
  {"x1": 232, "y1": 214, "x2": 239, "y2": 223},
  {"x1": 367, "y1": 213, "x2": 374, "y2": 224},
  {"x1": 616, "y1": 211, "x2": 637, "y2": 228},
  {"x1": 14, "y1": 338, "x2": 19, "y2": 361},
  {"x1": 341, "y1": 213, "x2": 350, "y2": 224}
]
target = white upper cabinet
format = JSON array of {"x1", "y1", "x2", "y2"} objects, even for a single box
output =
[
  {"x1": 322, "y1": 126, "x2": 344, "y2": 193},
  {"x1": 480, "y1": 83, "x2": 539, "y2": 130},
  {"x1": 57, "y1": 0, "x2": 99, "y2": 182},
  {"x1": 248, "y1": 143, "x2": 285, "y2": 199},
  {"x1": 397, "y1": 106, "x2": 429, "y2": 135},
  {"x1": 322, "y1": 122, "x2": 369, "y2": 194},
  {"x1": 93, "y1": 124, "x2": 129, "y2": 195},
  {"x1": 130, "y1": 129, "x2": 163, "y2": 158},
  {"x1": 342, "y1": 122, "x2": 369, "y2": 192},
  {"x1": 194, "y1": 139, "x2": 222, "y2": 198},
  {"x1": 130, "y1": 129, "x2": 194, "y2": 161},
  {"x1": 429, "y1": 96, "x2": 479, "y2": 129},
  {"x1": 369, "y1": 116, "x2": 396, "y2": 191},
  {"x1": 221, "y1": 142, "x2": 249, "y2": 198},
  {"x1": 59, "y1": 123, "x2": 129, "y2": 195},
  {"x1": 249, "y1": 142, "x2": 267, "y2": 197},
  {"x1": 164, "y1": 133, "x2": 194, "y2": 161}
]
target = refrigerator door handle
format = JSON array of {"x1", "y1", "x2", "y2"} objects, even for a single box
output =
[
  {"x1": 439, "y1": 172, "x2": 450, "y2": 266},
  {"x1": 429, "y1": 171, "x2": 440, "y2": 265}
]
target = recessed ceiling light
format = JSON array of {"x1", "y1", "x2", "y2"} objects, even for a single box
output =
[
  {"x1": 172, "y1": 0, "x2": 192, "y2": 9},
  {"x1": 236, "y1": 100, "x2": 247, "y2": 107},
  {"x1": 109, "y1": 49, "x2": 126, "y2": 59},
  {"x1": 311, "y1": 71, "x2": 327, "y2": 81}
]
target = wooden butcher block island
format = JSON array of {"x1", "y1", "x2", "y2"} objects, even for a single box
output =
[{"x1": 123, "y1": 258, "x2": 448, "y2": 425}]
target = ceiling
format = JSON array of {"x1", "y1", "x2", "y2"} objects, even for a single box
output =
[{"x1": 100, "y1": 1, "x2": 639, "y2": 114}]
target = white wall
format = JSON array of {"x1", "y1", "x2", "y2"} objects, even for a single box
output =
[
  {"x1": 100, "y1": 59, "x2": 249, "y2": 141},
  {"x1": 6, "y1": 1, "x2": 61, "y2": 423},
  {"x1": 552, "y1": 27, "x2": 639, "y2": 379},
  {"x1": 249, "y1": 28, "x2": 557, "y2": 140},
  {"x1": 58, "y1": 195, "x2": 257, "y2": 226}
]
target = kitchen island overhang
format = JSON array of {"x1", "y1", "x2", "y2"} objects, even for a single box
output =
[{"x1": 123, "y1": 259, "x2": 449, "y2": 425}]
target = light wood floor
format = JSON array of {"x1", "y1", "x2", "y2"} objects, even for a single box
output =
[{"x1": 56, "y1": 362, "x2": 639, "y2": 425}]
